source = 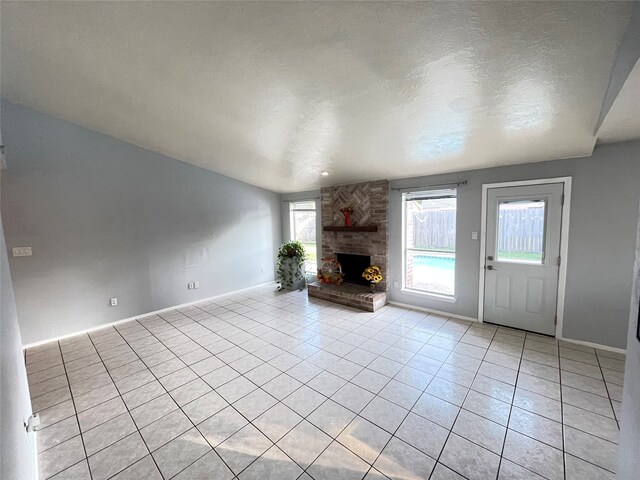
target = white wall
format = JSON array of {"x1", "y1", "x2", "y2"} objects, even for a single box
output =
[
  {"x1": 1, "y1": 215, "x2": 37, "y2": 479},
  {"x1": 617, "y1": 198, "x2": 640, "y2": 478}
]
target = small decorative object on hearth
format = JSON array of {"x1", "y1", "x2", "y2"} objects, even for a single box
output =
[
  {"x1": 317, "y1": 257, "x2": 344, "y2": 285},
  {"x1": 340, "y1": 207, "x2": 354, "y2": 227},
  {"x1": 276, "y1": 240, "x2": 307, "y2": 291},
  {"x1": 362, "y1": 265, "x2": 383, "y2": 291}
]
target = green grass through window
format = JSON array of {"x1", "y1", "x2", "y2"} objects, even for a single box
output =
[{"x1": 497, "y1": 251, "x2": 542, "y2": 262}]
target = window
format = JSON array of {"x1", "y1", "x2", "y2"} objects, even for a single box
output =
[
  {"x1": 403, "y1": 189, "x2": 456, "y2": 296},
  {"x1": 289, "y1": 201, "x2": 317, "y2": 272},
  {"x1": 496, "y1": 199, "x2": 545, "y2": 263}
]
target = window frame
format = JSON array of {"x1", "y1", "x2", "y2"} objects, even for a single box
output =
[
  {"x1": 402, "y1": 188, "x2": 457, "y2": 299},
  {"x1": 494, "y1": 198, "x2": 548, "y2": 265},
  {"x1": 289, "y1": 200, "x2": 318, "y2": 273}
]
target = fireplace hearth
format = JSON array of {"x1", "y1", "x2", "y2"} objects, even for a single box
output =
[{"x1": 307, "y1": 282, "x2": 387, "y2": 312}]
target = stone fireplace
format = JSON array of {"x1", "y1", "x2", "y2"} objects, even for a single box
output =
[{"x1": 308, "y1": 179, "x2": 389, "y2": 311}]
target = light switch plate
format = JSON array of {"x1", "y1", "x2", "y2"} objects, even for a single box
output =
[
  {"x1": 471, "y1": 232, "x2": 478, "y2": 240},
  {"x1": 12, "y1": 247, "x2": 32, "y2": 257}
]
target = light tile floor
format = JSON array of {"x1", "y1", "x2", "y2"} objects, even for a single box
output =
[{"x1": 27, "y1": 286, "x2": 626, "y2": 480}]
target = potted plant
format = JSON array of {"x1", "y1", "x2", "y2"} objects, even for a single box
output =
[
  {"x1": 276, "y1": 240, "x2": 308, "y2": 290},
  {"x1": 362, "y1": 265, "x2": 383, "y2": 291}
]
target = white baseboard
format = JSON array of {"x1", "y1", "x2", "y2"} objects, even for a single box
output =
[
  {"x1": 389, "y1": 302, "x2": 627, "y2": 354},
  {"x1": 24, "y1": 283, "x2": 627, "y2": 356},
  {"x1": 22, "y1": 281, "x2": 277, "y2": 350},
  {"x1": 558, "y1": 336, "x2": 626, "y2": 354},
  {"x1": 388, "y1": 301, "x2": 479, "y2": 323},
  {"x1": 32, "y1": 430, "x2": 39, "y2": 480}
]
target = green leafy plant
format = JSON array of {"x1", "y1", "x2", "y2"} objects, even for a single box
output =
[{"x1": 276, "y1": 240, "x2": 308, "y2": 290}]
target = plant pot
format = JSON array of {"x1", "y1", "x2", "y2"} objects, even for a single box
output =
[{"x1": 279, "y1": 257, "x2": 306, "y2": 290}]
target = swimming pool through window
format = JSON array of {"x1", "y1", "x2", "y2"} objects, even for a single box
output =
[{"x1": 403, "y1": 188, "x2": 456, "y2": 296}]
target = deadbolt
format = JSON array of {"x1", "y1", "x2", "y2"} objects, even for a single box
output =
[{"x1": 487, "y1": 256, "x2": 494, "y2": 261}]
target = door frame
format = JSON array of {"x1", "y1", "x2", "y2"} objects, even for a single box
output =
[{"x1": 478, "y1": 177, "x2": 572, "y2": 339}]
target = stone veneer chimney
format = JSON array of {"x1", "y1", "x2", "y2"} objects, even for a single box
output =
[{"x1": 320, "y1": 179, "x2": 389, "y2": 291}]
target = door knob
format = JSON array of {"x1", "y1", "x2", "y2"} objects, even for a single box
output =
[{"x1": 487, "y1": 265, "x2": 497, "y2": 271}]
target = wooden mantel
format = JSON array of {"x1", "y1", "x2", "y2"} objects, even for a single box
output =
[{"x1": 322, "y1": 225, "x2": 378, "y2": 233}]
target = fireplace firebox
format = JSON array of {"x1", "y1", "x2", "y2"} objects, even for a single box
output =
[{"x1": 337, "y1": 253, "x2": 371, "y2": 286}]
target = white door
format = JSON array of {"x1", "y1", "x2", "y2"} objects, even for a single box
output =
[{"x1": 483, "y1": 183, "x2": 563, "y2": 335}]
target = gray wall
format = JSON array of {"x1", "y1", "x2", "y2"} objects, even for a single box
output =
[
  {"x1": 1, "y1": 214, "x2": 36, "y2": 479},
  {"x1": 1, "y1": 101, "x2": 282, "y2": 345},
  {"x1": 388, "y1": 140, "x2": 640, "y2": 349},
  {"x1": 617, "y1": 198, "x2": 640, "y2": 478}
]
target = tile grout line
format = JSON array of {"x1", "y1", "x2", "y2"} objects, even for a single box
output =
[
  {"x1": 48, "y1": 311, "x2": 492, "y2": 477},
  {"x1": 85, "y1": 327, "x2": 164, "y2": 480},
  {"x1": 187, "y1": 301, "x2": 417, "y2": 478},
  {"x1": 291, "y1": 310, "x2": 454, "y2": 478},
  {"x1": 34, "y1": 290, "x2": 328, "y2": 479},
  {"x1": 311, "y1": 320, "x2": 468, "y2": 476},
  {"x1": 299, "y1": 366, "x2": 396, "y2": 478},
  {"x1": 494, "y1": 332, "x2": 523, "y2": 480},
  {"x1": 45, "y1": 341, "x2": 90, "y2": 480},
  {"x1": 126, "y1": 312, "x2": 239, "y2": 479},
  {"x1": 594, "y1": 350, "x2": 622, "y2": 428},
  {"x1": 51, "y1": 321, "x2": 213, "y2": 479},
  {"x1": 179, "y1": 301, "x2": 374, "y2": 478},
  {"x1": 41, "y1": 334, "x2": 600, "y2": 454},
  {"x1": 427, "y1": 325, "x2": 499, "y2": 479},
  {"x1": 558, "y1": 339, "x2": 567, "y2": 480},
  {"x1": 150, "y1": 300, "x2": 351, "y2": 478},
  {"x1": 158, "y1": 306, "x2": 306, "y2": 479},
  {"x1": 31, "y1": 317, "x2": 581, "y2": 414},
  {"x1": 28, "y1": 289, "x2": 625, "y2": 480}
]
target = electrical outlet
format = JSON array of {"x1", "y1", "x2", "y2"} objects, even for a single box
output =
[
  {"x1": 12, "y1": 247, "x2": 32, "y2": 257},
  {"x1": 188, "y1": 282, "x2": 194, "y2": 290},
  {"x1": 393, "y1": 281, "x2": 399, "y2": 289},
  {"x1": 194, "y1": 281, "x2": 200, "y2": 289},
  {"x1": 110, "y1": 298, "x2": 118, "y2": 307}
]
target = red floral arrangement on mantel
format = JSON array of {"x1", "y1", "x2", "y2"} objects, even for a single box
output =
[{"x1": 340, "y1": 207, "x2": 354, "y2": 227}]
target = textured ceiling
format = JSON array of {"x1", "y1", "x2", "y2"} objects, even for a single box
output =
[
  {"x1": 0, "y1": 1, "x2": 635, "y2": 193},
  {"x1": 598, "y1": 59, "x2": 640, "y2": 145}
]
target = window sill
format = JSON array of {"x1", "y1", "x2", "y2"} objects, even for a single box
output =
[{"x1": 400, "y1": 288, "x2": 457, "y2": 303}]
